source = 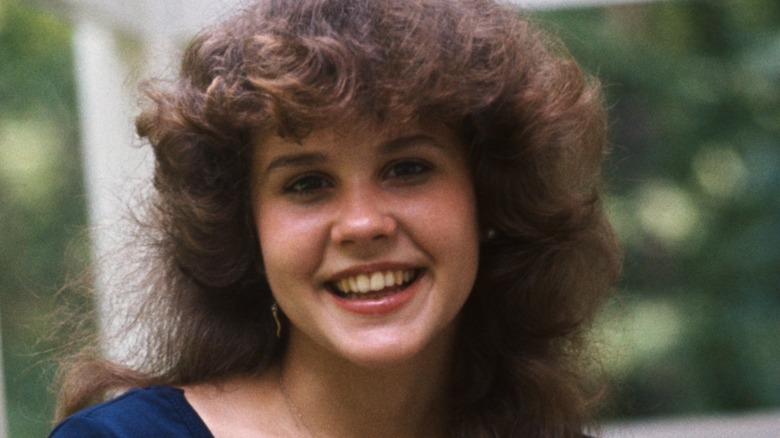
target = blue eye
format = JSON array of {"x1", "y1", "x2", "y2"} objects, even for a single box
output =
[
  {"x1": 387, "y1": 160, "x2": 431, "y2": 178},
  {"x1": 284, "y1": 174, "x2": 331, "y2": 195}
]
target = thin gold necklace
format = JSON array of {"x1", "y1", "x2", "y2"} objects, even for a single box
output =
[{"x1": 278, "y1": 370, "x2": 316, "y2": 437}]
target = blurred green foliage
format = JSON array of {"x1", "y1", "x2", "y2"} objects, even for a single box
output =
[
  {"x1": 0, "y1": 0, "x2": 88, "y2": 436},
  {"x1": 0, "y1": 0, "x2": 778, "y2": 437},
  {"x1": 541, "y1": 0, "x2": 780, "y2": 419}
]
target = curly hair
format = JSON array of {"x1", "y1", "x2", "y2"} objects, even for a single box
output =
[{"x1": 57, "y1": 0, "x2": 622, "y2": 436}]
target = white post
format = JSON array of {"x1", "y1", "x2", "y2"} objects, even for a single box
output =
[
  {"x1": 65, "y1": 0, "x2": 236, "y2": 368},
  {"x1": 72, "y1": 18, "x2": 153, "y2": 363}
]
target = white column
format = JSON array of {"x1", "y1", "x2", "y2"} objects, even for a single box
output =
[
  {"x1": 72, "y1": 18, "x2": 153, "y2": 363},
  {"x1": 67, "y1": 0, "x2": 234, "y2": 368}
]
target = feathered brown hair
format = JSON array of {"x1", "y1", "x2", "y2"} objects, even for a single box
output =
[{"x1": 56, "y1": 1, "x2": 622, "y2": 436}]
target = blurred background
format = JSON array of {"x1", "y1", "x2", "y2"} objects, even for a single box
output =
[{"x1": 0, "y1": 0, "x2": 778, "y2": 436}]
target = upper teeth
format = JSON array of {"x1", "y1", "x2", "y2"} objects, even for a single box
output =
[{"x1": 335, "y1": 270, "x2": 414, "y2": 294}]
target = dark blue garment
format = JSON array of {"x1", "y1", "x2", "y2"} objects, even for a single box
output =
[
  {"x1": 49, "y1": 385, "x2": 213, "y2": 438},
  {"x1": 50, "y1": 384, "x2": 600, "y2": 437}
]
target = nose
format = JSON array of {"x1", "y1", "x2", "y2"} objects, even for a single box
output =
[{"x1": 330, "y1": 185, "x2": 397, "y2": 246}]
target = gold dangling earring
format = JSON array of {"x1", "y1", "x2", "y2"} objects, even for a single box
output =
[{"x1": 271, "y1": 302, "x2": 282, "y2": 338}]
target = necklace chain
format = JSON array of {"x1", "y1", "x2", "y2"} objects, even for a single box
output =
[{"x1": 278, "y1": 370, "x2": 317, "y2": 437}]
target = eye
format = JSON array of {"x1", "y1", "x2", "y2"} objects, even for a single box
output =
[
  {"x1": 283, "y1": 174, "x2": 332, "y2": 196},
  {"x1": 386, "y1": 160, "x2": 432, "y2": 179}
]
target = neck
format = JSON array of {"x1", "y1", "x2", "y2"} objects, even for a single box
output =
[{"x1": 279, "y1": 328, "x2": 456, "y2": 438}]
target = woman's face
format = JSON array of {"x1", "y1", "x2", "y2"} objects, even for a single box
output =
[{"x1": 250, "y1": 120, "x2": 480, "y2": 367}]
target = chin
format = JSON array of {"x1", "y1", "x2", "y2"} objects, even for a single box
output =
[{"x1": 333, "y1": 325, "x2": 455, "y2": 369}]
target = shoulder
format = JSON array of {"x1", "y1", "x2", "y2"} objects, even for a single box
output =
[{"x1": 49, "y1": 385, "x2": 213, "y2": 438}]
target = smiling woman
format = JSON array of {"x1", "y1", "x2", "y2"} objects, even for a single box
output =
[
  {"x1": 50, "y1": 0, "x2": 621, "y2": 437},
  {"x1": 252, "y1": 121, "x2": 478, "y2": 368}
]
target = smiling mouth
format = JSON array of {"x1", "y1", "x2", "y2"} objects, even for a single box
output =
[{"x1": 327, "y1": 269, "x2": 421, "y2": 299}]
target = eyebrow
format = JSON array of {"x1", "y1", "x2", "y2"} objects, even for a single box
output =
[
  {"x1": 378, "y1": 134, "x2": 440, "y2": 154},
  {"x1": 264, "y1": 152, "x2": 328, "y2": 173},
  {"x1": 263, "y1": 133, "x2": 441, "y2": 174}
]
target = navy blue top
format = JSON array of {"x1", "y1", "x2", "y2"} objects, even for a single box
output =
[
  {"x1": 50, "y1": 384, "x2": 599, "y2": 437},
  {"x1": 49, "y1": 385, "x2": 213, "y2": 438}
]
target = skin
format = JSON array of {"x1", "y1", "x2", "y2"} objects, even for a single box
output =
[{"x1": 185, "y1": 119, "x2": 480, "y2": 437}]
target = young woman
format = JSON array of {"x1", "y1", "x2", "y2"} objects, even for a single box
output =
[{"x1": 51, "y1": 0, "x2": 622, "y2": 436}]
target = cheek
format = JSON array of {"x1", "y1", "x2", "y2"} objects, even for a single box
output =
[
  {"x1": 429, "y1": 183, "x2": 479, "y2": 243},
  {"x1": 421, "y1": 183, "x2": 480, "y2": 315},
  {"x1": 442, "y1": 182, "x2": 480, "y2": 272},
  {"x1": 404, "y1": 181, "x2": 480, "y2": 269},
  {"x1": 255, "y1": 204, "x2": 328, "y2": 281},
  {"x1": 445, "y1": 189, "x2": 480, "y2": 273}
]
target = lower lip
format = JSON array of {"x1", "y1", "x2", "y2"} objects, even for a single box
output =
[{"x1": 329, "y1": 276, "x2": 420, "y2": 315}]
